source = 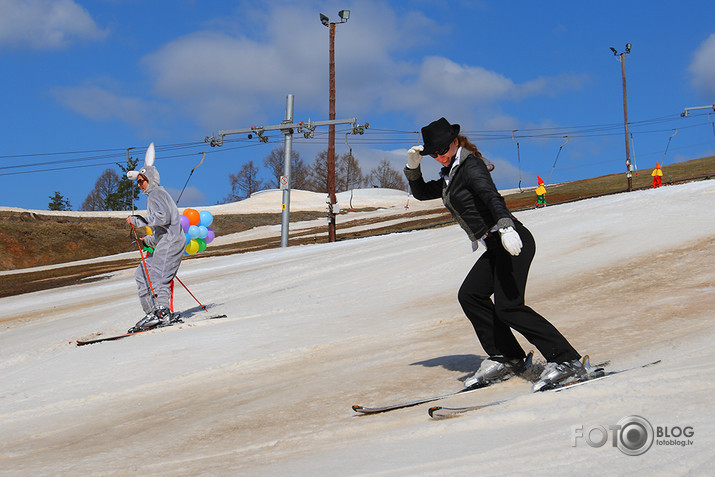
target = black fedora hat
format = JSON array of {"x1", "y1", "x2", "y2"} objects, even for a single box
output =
[{"x1": 420, "y1": 117, "x2": 460, "y2": 156}]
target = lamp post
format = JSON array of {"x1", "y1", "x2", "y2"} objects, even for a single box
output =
[
  {"x1": 320, "y1": 10, "x2": 350, "y2": 242},
  {"x1": 610, "y1": 43, "x2": 633, "y2": 192}
]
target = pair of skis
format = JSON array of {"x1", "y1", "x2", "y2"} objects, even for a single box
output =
[
  {"x1": 353, "y1": 357, "x2": 661, "y2": 419},
  {"x1": 352, "y1": 351, "x2": 536, "y2": 415},
  {"x1": 76, "y1": 313, "x2": 227, "y2": 346}
]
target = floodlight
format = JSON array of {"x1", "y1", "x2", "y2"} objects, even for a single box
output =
[
  {"x1": 320, "y1": 13, "x2": 329, "y2": 27},
  {"x1": 610, "y1": 47, "x2": 617, "y2": 55},
  {"x1": 338, "y1": 10, "x2": 350, "y2": 21},
  {"x1": 625, "y1": 43, "x2": 632, "y2": 53}
]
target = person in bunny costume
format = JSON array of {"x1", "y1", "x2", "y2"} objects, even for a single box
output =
[{"x1": 125, "y1": 143, "x2": 186, "y2": 332}]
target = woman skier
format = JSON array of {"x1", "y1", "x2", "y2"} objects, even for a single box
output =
[{"x1": 404, "y1": 117, "x2": 588, "y2": 391}]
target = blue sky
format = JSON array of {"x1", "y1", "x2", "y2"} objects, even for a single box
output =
[{"x1": 1, "y1": 0, "x2": 714, "y2": 211}]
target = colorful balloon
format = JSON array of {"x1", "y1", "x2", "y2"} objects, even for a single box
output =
[
  {"x1": 199, "y1": 210, "x2": 213, "y2": 227},
  {"x1": 185, "y1": 239, "x2": 200, "y2": 255},
  {"x1": 178, "y1": 211, "x2": 216, "y2": 254},
  {"x1": 183, "y1": 208, "x2": 200, "y2": 226}
]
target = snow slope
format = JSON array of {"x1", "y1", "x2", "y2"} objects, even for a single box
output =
[{"x1": 1, "y1": 181, "x2": 714, "y2": 475}]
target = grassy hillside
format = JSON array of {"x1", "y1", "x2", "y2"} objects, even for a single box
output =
[
  {"x1": 0, "y1": 156, "x2": 715, "y2": 286},
  {"x1": 503, "y1": 155, "x2": 714, "y2": 209},
  {"x1": 0, "y1": 211, "x2": 326, "y2": 271}
]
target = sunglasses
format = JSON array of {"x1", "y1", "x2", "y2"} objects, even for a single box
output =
[
  {"x1": 430, "y1": 145, "x2": 451, "y2": 158},
  {"x1": 137, "y1": 177, "x2": 148, "y2": 185}
]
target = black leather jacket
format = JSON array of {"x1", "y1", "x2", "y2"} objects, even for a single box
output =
[{"x1": 404, "y1": 148, "x2": 514, "y2": 242}]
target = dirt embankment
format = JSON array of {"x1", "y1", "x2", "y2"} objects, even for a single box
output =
[
  {"x1": 1, "y1": 156, "x2": 712, "y2": 298},
  {"x1": 0, "y1": 208, "x2": 452, "y2": 298},
  {"x1": 0, "y1": 211, "x2": 333, "y2": 272}
]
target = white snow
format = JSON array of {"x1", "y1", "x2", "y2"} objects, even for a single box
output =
[
  {"x1": 0, "y1": 187, "x2": 422, "y2": 217},
  {"x1": 1, "y1": 181, "x2": 714, "y2": 475}
]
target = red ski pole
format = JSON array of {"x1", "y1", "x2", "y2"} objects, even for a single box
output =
[
  {"x1": 130, "y1": 222, "x2": 157, "y2": 301},
  {"x1": 173, "y1": 275, "x2": 208, "y2": 312}
]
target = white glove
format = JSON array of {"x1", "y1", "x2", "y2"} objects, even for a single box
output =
[
  {"x1": 407, "y1": 145, "x2": 424, "y2": 169},
  {"x1": 499, "y1": 227, "x2": 522, "y2": 256}
]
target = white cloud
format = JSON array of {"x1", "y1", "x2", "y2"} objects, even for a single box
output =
[
  {"x1": 142, "y1": 30, "x2": 318, "y2": 131},
  {"x1": 51, "y1": 82, "x2": 166, "y2": 137},
  {"x1": 0, "y1": 0, "x2": 107, "y2": 50},
  {"x1": 48, "y1": 1, "x2": 585, "y2": 144},
  {"x1": 140, "y1": 2, "x2": 436, "y2": 132},
  {"x1": 689, "y1": 33, "x2": 715, "y2": 98},
  {"x1": 376, "y1": 56, "x2": 586, "y2": 129},
  {"x1": 379, "y1": 57, "x2": 516, "y2": 119},
  {"x1": 166, "y1": 185, "x2": 207, "y2": 208}
]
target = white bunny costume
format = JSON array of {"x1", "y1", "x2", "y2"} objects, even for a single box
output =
[{"x1": 127, "y1": 143, "x2": 186, "y2": 318}]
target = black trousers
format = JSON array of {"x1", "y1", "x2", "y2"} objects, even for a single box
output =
[{"x1": 457, "y1": 221, "x2": 580, "y2": 363}]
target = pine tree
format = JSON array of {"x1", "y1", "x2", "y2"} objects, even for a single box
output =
[
  {"x1": 107, "y1": 156, "x2": 140, "y2": 210},
  {"x1": 48, "y1": 191, "x2": 72, "y2": 211}
]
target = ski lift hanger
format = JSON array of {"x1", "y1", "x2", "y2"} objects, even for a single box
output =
[
  {"x1": 512, "y1": 130, "x2": 523, "y2": 193},
  {"x1": 546, "y1": 136, "x2": 569, "y2": 186}
]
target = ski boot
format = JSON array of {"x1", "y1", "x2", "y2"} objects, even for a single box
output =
[
  {"x1": 464, "y1": 351, "x2": 533, "y2": 388},
  {"x1": 128, "y1": 312, "x2": 157, "y2": 333},
  {"x1": 127, "y1": 306, "x2": 172, "y2": 333},
  {"x1": 153, "y1": 306, "x2": 173, "y2": 327},
  {"x1": 532, "y1": 356, "x2": 591, "y2": 392}
]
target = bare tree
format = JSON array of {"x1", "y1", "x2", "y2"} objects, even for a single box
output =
[
  {"x1": 338, "y1": 151, "x2": 366, "y2": 191},
  {"x1": 81, "y1": 169, "x2": 121, "y2": 211},
  {"x1": 224, "y1": 161, "x2": 265, "y2": 202},
  {"x1": 306, "y1": 151, "x2": 330, "y2": 193},
  {"x1": 262, "y1": 147, "x2": 310, "y2": 190},
  {"x1": 307, "y1": 150, "x2": 366, "y2": 193},
  {"x1": 368, "y1": 159, "x2": 407, "y2": 190}
]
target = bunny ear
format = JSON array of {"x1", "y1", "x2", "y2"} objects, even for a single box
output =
[{"x1": 144, "y1": 142, "x2": 155, "y2": 166}]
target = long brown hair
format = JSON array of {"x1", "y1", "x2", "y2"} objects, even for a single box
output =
[{"x1": 457, "y1": 135, "x2": 495, "y2": 171}]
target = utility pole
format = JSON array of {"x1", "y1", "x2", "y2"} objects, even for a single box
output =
[
  {"x1": 280, "y1": 95, "x2": 294, "y2": 248},
  {"x1": 321, "y1": 10, "x2": 350, "y2": 242},
  {"x1": 610, "y1": 43, "x2": 633, "y2": 192},
  {"x1": 204, "y1": 97, "x2": 368, "y2": 247}
]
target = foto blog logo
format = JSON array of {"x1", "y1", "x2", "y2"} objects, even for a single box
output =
[{"x1": 571, "y1": 415, "x2": 695, "y2": 456}]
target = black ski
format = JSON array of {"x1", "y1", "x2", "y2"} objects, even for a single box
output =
[
  {"x1": 352, "y1": 352, "x2": 534, "y2": 414},
  {"x1": 353, "y1": 386, "x2": 490, "y2": 414},
  {"x1": 76, "y1": 314, "x2": 227, "y2": 346},
  {"x1": 428, "y1": 359, "x2": 661, "y2": 419}
]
